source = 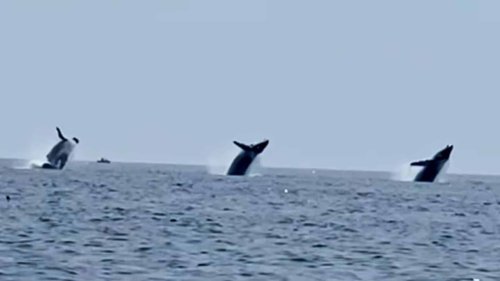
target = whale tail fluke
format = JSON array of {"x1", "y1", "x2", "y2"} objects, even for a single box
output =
[{"x1": 233, "y1": 139, "x2": 269, "y2": 155}]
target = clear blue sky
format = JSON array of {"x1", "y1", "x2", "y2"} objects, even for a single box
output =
[{"x1": 1, "y1": 1, "x2": 499, "y2": 174}]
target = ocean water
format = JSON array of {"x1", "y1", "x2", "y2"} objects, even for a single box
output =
[{"x1": 0, "y1": 159, "x2": 498, "y2": 281}]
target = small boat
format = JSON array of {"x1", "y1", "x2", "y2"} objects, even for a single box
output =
[{"x1": 97, "y1": 158, "x2": 111, "y2": 164}]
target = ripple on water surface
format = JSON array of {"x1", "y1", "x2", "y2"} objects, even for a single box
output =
[{"x1": 0, "y1": 161, "x2": 498, "y2": 280}]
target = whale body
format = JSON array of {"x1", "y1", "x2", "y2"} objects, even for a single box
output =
[
  {"x1": 411, "y1": 145, "x2": 453, "y2": 182},
  {"x1": 227, "y1": 140, "x2": 269, "y2": 176},
  {"x1": 42, "y1": 127, "x2": 79, "y2": 170}
]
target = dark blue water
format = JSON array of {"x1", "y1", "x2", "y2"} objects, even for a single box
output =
[{"x1": 0, "y1": 159, "x2": 498, "y2": 281}]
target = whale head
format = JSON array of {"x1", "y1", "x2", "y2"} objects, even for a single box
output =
[
  {"x1": 434, "y1": 145, "x2": 453, "y2": 161},
  {"x1": 251, "y1": 140, "x2": 269, "y2": 154}
]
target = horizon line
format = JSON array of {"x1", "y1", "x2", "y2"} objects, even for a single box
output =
[{"x1": 2, "y1": 157, "x2": 498, "y2": 178}]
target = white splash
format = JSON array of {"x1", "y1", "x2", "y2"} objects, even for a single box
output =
[
  {"x1": 206, "y1": 147, "x2": 238, "y2": 175},
  {"x1": 391, "y1": 163, "x2": 420, "y2": 182},
  {"x1": 12, "y1": 132, "x2": 56, "y2": 170},
  {"x1": 247, "y1": 156, "x2": 264, "y2": 177},
  {"x1": 435, "y1": 161, "x2": 450, "y2": 183}
]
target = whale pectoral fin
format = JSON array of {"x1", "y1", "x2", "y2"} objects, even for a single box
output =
[
  {"x1": 233, "y1": 141, "x2": 251, "y2": 151},
  {"x1": 56, "y1": 127, "x2": 67, "y2": 141},
  {"x1": 410, "y1": 159, "x2": 432, "y2": 166}
]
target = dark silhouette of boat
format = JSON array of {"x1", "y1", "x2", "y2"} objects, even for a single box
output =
[{"x1": 97, "y1": 157, "x2": 111, "y2": 164}]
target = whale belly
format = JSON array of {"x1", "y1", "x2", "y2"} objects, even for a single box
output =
[{"x1": 47, "y1": 141, "x2": 74, "y2": 169}]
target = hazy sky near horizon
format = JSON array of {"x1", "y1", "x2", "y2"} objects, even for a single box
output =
[{"x1": 1, "y1": 1, "x2": 500, "y2": 174}]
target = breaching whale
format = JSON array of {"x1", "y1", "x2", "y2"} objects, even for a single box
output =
[
  {"x1": 40, "y1": 127, "x2": 79, "y2": 170},
  {"x1": 411, "y1": 145, "x2": 453, "y2": 182},
  {"x1": 227, "y1": 140, "x2": 269, "y2": 176}
]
